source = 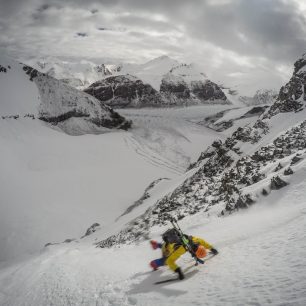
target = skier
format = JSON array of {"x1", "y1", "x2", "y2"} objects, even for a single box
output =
[{"x1": 150, "y1": 228, "x2": 218, "y2": 280}]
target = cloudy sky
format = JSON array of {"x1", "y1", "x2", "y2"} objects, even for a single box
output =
[{"x1": 1, "y1": 0, "x2": 306, "y2": 94}]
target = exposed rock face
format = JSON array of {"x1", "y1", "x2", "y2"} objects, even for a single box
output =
[
  {"x1": 98, "y1": 118, "x2": 306, "y2": 248},
  {"x1": 252, "y1": 89, "x2": 278, "y2": 105},
  {"x1": 81, "y1": 223, "x2": 101, "y2": 239},
  {"x1": 266, "y1": 54, "x2": 306, "y2": 118},
  {"x1": 270, "y1": 176, "x2": 288, "y2": 190},
  {"x1": 284, "y1": 167, "x2": 294, "y2": 175},
  {"x1": 202, "y1": 106, "x2": 268, "y2": 132},
  {"x1": 84, "y1": 75, "x2": 163, "y2": 108},
  {"x1": 192, "y1": 80, "x2": 227, "y2": 101},
  {"x1": 0, "y1": 64, "x2": 9, "y2": 73}
]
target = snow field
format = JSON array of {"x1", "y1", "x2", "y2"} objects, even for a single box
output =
[
  {"x1": 0, "y1": 105, "x2": 228, "y2": 263},
  {"x1": 1, "y1": 164, "x2": 305, "y2": 305}
]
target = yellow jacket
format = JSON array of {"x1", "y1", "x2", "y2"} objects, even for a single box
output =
[{"x1": 162, "y1": 236, "x2": 213, "y2": 271}]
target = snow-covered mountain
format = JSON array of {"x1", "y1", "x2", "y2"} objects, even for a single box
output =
[
  {"x1": 119, "y1": 55, "x2": 181, "y2": 90},
  {"x1": 84, "y1": 63, "x2": 229, "y2": 108},
  {"x1": 30, "y1": 55, "x2": 180, "y2": 91},
  {"x1": 160, "y1": 64, "x2": 228, "y2": 105},
  {"x1": 97, "y1": 52, "x2": 306, "y2": 248},
  {"x1": 0, "y1": 55, "x2": 131, "y2": 135},
  {"x1": 31, "y1": 59, "x2": 116, "y2": 90},
  {"x1": 30, "y1": 56, "x2": 229, "y2": 107}
]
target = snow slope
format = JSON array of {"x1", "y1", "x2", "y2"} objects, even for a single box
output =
[
  {"x1": 1, "y1": 53, "x2": 306, "y2": 305},
  {"x1": 0, "y1": 57, "x2": 40, "y2": 116},
  {"x1": 0, "y1": 104, "x2": 230, "y2": 263},
  {"x1": 93, "y1": 52, "x2": 306, "y2": 249},
  {"x1": 0, "y1": 158, "x2": 305, "y2": 305},
  {"x1": 0, "y1": 118, "x2": 173, "y2": 262},
  {"x1": 121, "y1": 55, "x2": 180, "y2": 91},
  {"x1": 119, "y1": 105, "x2": 232, "y2": 168}
]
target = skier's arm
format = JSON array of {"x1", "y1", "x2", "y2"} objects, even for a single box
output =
[
  {"x1": 150, "y1": 240, "x2": 162, "y2": 249},
  {"x1": 192, "y1": 236, "x2": 213, "y2": 249},
  {"x1": 192, "y1": 236, "x2": 218, "y2": 254}
]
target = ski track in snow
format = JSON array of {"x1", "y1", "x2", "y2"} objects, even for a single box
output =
[{"x1": 124, "y1": 134, "x2": 185, "y2": 175}]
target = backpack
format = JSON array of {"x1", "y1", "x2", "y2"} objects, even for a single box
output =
[{"x1": 162, "y1": 228, "x2": 182, "y2": 244}]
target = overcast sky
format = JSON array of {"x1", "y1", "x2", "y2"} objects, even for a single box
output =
[{"x1": 1, "y1": 0, "x2": 306, "y2": 94}]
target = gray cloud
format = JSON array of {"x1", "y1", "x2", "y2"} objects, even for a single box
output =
[{"x1": 0, "y1": 0, "x2": 305, "y2": 94}]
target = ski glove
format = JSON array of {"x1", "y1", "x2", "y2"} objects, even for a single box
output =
[
  {"x1": 210, "y1": 248, "x2": 218, "y2": 255},
  {"x1": 150, "y1": 240, "x2": 160, "y2": 250}
]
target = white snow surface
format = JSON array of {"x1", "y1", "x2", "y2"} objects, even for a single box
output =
[
  {"x1": 0, "y1": 56, "x2": 40, "y2": 116},
  {"x1": 0, "y1": 159, "x2": 305, "y2": 305},
  {"x1": 162, "y1": 64, "x2": 208, "y2": 85},
  {"x1": 1, "y1": 67, "x2": 306, "y2": 304},
  {"x1": 0, "y1": 105, "x2": 232, "y2": 263}
]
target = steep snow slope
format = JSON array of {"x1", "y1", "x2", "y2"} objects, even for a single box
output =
[
  {"x1": 201, "y1": 105, "x2": 269, "y2": 136},
  {"x1": 0, "y1": 159, "x2": 305, "y2": 305},
  {"x1": 95, "y1": 53, "x2": 306, "y2": 248},
  {"x1": 0, "y1": 118, "x2": 174, "y2": 262},
  {"x1": 0, "y1": 55, "x2": 131, "y2": 135},
  {"x1": 0, "y1": 57, "x2": 40, "y2": 115}
]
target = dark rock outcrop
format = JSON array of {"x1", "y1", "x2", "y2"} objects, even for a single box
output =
[
  {"x1": 81, "y1": 223, "x2": 101, "y2": 238},
  {"x1": 270, "y1": 176, "x2": 288, "y2": 190},
  {"x1": 84, "y1": 75, "x2": 163, "y2": 108},
  {"x1": 284, "y1": 167, "x2": 294, "y2": 175},
  {"x1": 160, "y1": 77, "x2": 227, "y2": 104},
  {"x1": 265, "y1": 54, "x2": 306, "y2": 118},
  {"x1": 0, "y1": 65, "x2": 8, "y2": 73}
]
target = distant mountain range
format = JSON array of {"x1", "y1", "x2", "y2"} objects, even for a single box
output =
[
  {"x1": 29, "y1": 55, "x2": 278, "y2": 108},
  {"x1": 29, "y1": 56, "x2": 230, "y2": 107}
]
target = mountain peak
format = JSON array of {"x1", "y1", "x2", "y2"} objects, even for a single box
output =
[{"x1": 143, "y1": 55, "x2": 179, "y2": 67}]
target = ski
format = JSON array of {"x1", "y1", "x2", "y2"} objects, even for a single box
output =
[{"x1": 170, "y1": 217, "x2": 205, "y2": 265}]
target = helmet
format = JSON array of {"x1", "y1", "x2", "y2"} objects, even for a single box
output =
[{"x1": 195, "y1": 245, "x2": 207, "y2": 258}]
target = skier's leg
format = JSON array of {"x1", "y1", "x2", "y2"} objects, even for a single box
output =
[
  {"x1": 150, "y1": 257, "x2": 165, "y2": 270},
  {"x1": 165, "y1": 246, "x2": 186, "y2": 271}
]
